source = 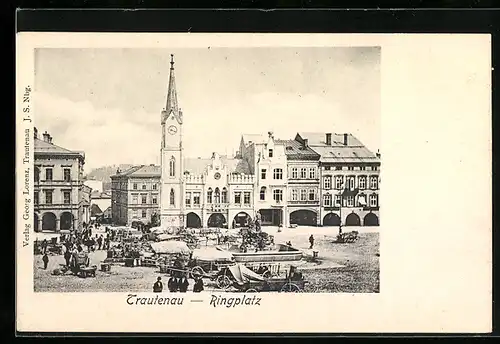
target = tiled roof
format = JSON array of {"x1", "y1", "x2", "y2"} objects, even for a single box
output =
[
  {"x1": 296, "y1": 132, "x2": 364, "y2": 147},
  {"x1": 276, "y1": 139, "x2": 321, "y2": 161},
  {"x1": 34, "y1": 138, "x2": 84, "y2": 156},
  {"x1": 309, "y1": 146, "x2": 379, "y2": 163},
  {"x1": 90, "y1": 204, "x2": 103, "y2": 215}
]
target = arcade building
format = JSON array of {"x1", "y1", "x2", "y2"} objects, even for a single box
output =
[{"x1": 111, "y1": 55, "x2": 381, "y2": 229}]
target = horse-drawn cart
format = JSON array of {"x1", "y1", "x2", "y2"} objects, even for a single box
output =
[{"x1": 217, "y1": 263, "x2": 307, "y2": 293}]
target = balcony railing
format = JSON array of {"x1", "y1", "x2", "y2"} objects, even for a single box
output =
[
  {"x1": 288, "y1": 200, "x2": 319, "y2": 205},
  {"x1": 35, "y1": 180, "x2": 83, "y2": 186}
]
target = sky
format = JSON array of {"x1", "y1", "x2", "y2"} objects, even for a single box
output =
[{"x1": 34, "y1": 47, "x2": 380, "y2": 171}]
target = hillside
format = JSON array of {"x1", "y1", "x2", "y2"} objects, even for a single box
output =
[{"x1": 84, "y1": 164, "x2": 135, "y2": 183}]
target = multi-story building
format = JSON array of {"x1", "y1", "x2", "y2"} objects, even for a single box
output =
[
  {"x1": 33, "y1": 128, "x2": 87, "y2": 232},
  {"x1": 111, "y1": 54, "x2": 380, "y2": 229},
  {"x1": 295, "y1": 132, "x2": 381, "y2": 227},
  {"x1": 110, "y1": 165, "x2": 161, "y2": 226},
  {"x1": 279, "y1": 138, "x2": 321, "y2": 227}
]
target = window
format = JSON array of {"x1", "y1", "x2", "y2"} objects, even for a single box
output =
[
  {"x1": 335, "y1": 166, "x2": 342, "y2": 171},
  {"x1": 324, "y1": 176, "x2": 331, "y2": 189},
  {"x1": 325, "y1": 166, "x2": 331, "y2": 170},
  {"x1": 234, "y1": 192, "x2": 241, "y2": 204},
  {"x1": 268, "y1": 149, "x2": 273, "y2": 158},
  {"x1": 291, "y1": 168, "x2": 298, "y2": 179},
  {"x1": 334, "y1": 195, "x2": 342, "y2": 207},
  {"x1": 323, "y1": 194, "x2": 332, "y2": 207},
  {"x1": 359, "y1": 176, "x2": 367, "y2": 190},
  {"x1": 193, "y1": 193, "x2": 200, "y2": 205},
  {"x1": 142, "y1": 184, "x2": 146, "y2": 190},
  {"x1": 152, "y1": 184, "x2": 157, "y2": 190},
  {"x1": 273, "y1": 168, "x2": 283, "y2": 180},
  {"x1": 300, "y1": 189, "x2": 307, "y2": 201},
  {"x1": 34, "y1": 191, "x2": 39, "y2": 205},
  {"x1": 300, "y1": 168, "x2": 307, "y2": 179},
  {"x1": 360, "y1": 166, "x2": 366, "y2": 171},
  {"x1": 346, "y1": 176, "x2": 355, "y2": 190},
  {"x1": 133, "y1": 183, "x2": 138, "y2": 190},
  {"x1": 273, "y1": 189, "x2": 283, "y2": 202},
  {"x1": 346, "y1": 195, "x2": 354, "y2": 207},
  {"x1": 63, "y1": 168, "x2": 71, "y2": 182},
  {"x1": 45, "y1": 168, "x2": 53, "y2": 181},
  {"x1": 169, "y1": 189, "x2": 175, "y2": 206},
  {"x1": 260, "y1": 187, "x2": 266, "y2": 201},
  {"x1": 308, "y1": 189, "x2": 316, "y2": 201},
  {"x1": 45, "y1": 190, "x2": 53, "y2": 204},
  {"x1": 141, "y1": 195, "x2": 147, "y2": 204},
  {"x1": 347, "y1": 166, "x2": 354, "y2": 171},
  {"x1": 207, "y1": 188, "x2": 213, "y2": 203},
  {"x1": 63, "y1": 191, "x2": 71, "y2": 204},
  {"x1": 261, "y1": 169, "x2": 267, "y2": 180},
  {"x1": 335, "y1": 176, "x2": 343, "y2": 189},
  {"x1": 152, "y1": 195, "x2": 158, "y2": 204},
  {"x1": 214, "y1": 188, "x2": 221, "y2": 204},
  {"x1": 132, "y1": 194, "x2": 138, "y2": 204},
  {"x1": 370, "y1": 176, "x2": 379, "y2": 190},
  {"x1": 309, "y1": 168, "x2": 316, "y2": 179},
  {"x1": 185, "y1": 193, "x2": 191, "y2": 206},
  {"x1": 244, "y1": 192, "x2": 251, "y2": 205},
  {"x1": 169, "y1": 157, "x2": 176, "y2": 177},
  {"x1": 291, "y1": 189, "x2": 298, "y2": 201},
  {"x1": 221, "y1": 188, "x2": 227, "y2": 203},
  {"x1": 357, "y1": 194, "x2": 367, "y2": 207},
  {"x1": 372, "y1": 165, "x2": 379, "y2": 171},
  {"x1": 142, "y1": 210, "x2": 147, "y2": 218},
  {"x1": 369, "y1": 194, "x2": 378, "y2": 207},
  {"x1": 34, "y1": 167, "x2": 40, "y2": 182}
]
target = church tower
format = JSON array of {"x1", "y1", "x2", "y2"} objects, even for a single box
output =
[{"x1": 160, "y1": 54, "x2": 184, "y2": 229}]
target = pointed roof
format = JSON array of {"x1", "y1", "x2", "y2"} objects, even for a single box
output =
[{"x1": 162, "y1": 54, "x2": 182, "y2": 124}]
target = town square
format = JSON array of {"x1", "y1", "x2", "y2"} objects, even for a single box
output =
[{"x1": 32, "y1": 48, "x2": 381, "y2": 293}]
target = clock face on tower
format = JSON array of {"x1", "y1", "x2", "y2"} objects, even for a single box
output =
[
  {"x1": 214, "y1": 172, "x2": 221, "y2": 180},
  {"x1": 168, "y1": 125, "x2": 178, "y2": 135}
]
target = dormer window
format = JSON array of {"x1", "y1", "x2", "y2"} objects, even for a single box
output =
[{"x1": 268, "y1": 149, "x2": 273, "y2": 158}]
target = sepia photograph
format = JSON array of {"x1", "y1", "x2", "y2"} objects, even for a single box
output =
[
  {"x1": 32, "y1": 47, "x2": 381, "y2": 294},
  {"x1": 16, "y1": 32, "x2": 491, "y2": 333}
]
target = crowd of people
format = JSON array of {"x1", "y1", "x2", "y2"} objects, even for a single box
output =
[{"x1": 153, "y1": 275, "x2": 204, "y2": 293}]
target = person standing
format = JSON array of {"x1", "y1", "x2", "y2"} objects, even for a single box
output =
[
  {"x1": 153, "y1": 277, "x2": 163, "y2": 293},
  {"x1": 168, "y1": 275, "x2": 178, "y2": 292},
  {"x1": 42, "y1": 252, "x2": 49, "y2": 269},
  {"x1": 97, "y1": 235, "x2": 103, "y2": 250},
  {"x1": 193, "y1": 278, "x2": 204, "y2": 293},
  {"x1": 41, "y1": 239, "x2": 48, "y2": 255},
  {"x1": 179, "y1": 276, "x2": 189, "y2": 293},
  {"x1": 309, "y1": 235, "x2": 315, "y2": 249}
]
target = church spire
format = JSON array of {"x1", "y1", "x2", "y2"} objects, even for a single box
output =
[{"x1": 165, "y1": 54, "x2": 178, "y2": 115}]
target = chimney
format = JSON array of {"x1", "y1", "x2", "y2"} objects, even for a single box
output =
[
  {"x1": 303, "y1": 139, "x2": 309, "y2": 147},
  {"x1": 376, "y1": 149, "x2": 381, "y2": 158},
  {"x1": 34, "y1": 127, "x2": 38, "y2": 139},
  {"x1": 48, "y1": 135, "x2": 53, "y2": 144},
  {"x1": 343, "y1": 133, "x2": 348, "y2": 146},
  {"x1": 42, "y1": 131, "x2": 50, "y2": 142},
  {"x1": 326, "y1": 133, "x2": 332, "y2": 146}
]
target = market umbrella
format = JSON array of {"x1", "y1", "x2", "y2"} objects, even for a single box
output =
[{"x1": 150, "y1": 241, "x2": 191, "y2": 255}]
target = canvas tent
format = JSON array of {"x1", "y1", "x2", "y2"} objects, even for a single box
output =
[{"x1": 150, "y1": 241, "x2": 191, "y2": 255}]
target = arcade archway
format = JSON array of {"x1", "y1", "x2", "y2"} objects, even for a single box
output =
[
  {"x1": 290, "y1": 210, "x2": 318, "y2": 226},
  {"x1": 233, "y1": 212, "x2": 251, "y2": 228},
  {"x1": 345, "y1": 213, "x2": 361, "y2": 226},
  {"x1": 323, "y1": 213, "x2": 341, "y2": 226},
  {"x1": 186, "y1": 212, "x2": 202, "y2": 228},
  {"x1": 34, "y1": 212, "x2": 39, "y2": 232},
  {"x1": 207, "y1": 213, "x2": 226, "y2": 228},
  {"x1": 42, "y1": 212, "x2": 57, "y2": 231},
  {"x1": 60, "y1": 212, "x2": 74, "y2": 230},
  {"x1": 363, "y1": 212, "x2": 379, "y2": 226}
]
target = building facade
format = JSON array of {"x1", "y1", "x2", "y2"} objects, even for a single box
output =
[
  {"x1": 33, "y1": 128, "x2": 87, "y2": 232},
  {"x1": 111, "y1": 55, "x2": 381, "y2": 229}
]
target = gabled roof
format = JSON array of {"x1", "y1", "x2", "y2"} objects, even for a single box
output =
[
  {"x1": 34, "y1": 138, "x2": 84, "y2": 157},
  {"x1": 296, "y1": 132, "x2": 364, "y2": 147},
  {"x1": 275, "y1": 139, "x2": 321, "y2": 161},
  {"x1": 90, "y1": 203, "x2": 103, "y2": 216}
]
